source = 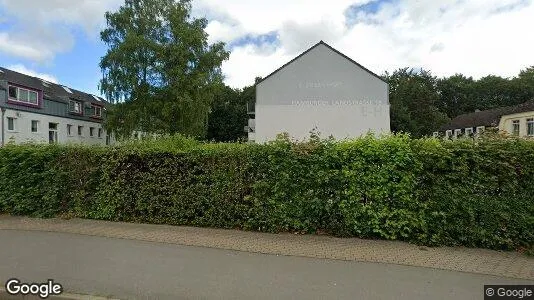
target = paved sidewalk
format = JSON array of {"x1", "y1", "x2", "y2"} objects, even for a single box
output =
[{"x1": 1, "y1": 215, "x2": 533, "y2": 280}]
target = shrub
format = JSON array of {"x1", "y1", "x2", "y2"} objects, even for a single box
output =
[{"x1": 0, "y1": 134, "x2": 532, "y2": 252}]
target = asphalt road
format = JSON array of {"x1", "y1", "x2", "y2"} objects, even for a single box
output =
[{"x1": 0, "y1": 230, "x2": 532, "y2": 300}]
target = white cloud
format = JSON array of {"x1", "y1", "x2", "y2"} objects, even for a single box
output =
[
  {"x1": 0, "y1": 0, "x2": 122, "y2": 36},
  {"x1": 194, "y1": 0, "x2": 534, "y2": 88},
  {"x1": 0, "y1": 0, "x2": 122, "y2": 62},
  {"x1": 2, "y1": 0, "x2": 533, "y2": 89},
  {"x1": 7, "y1": 64, "x2": 58, "y2": 83}
]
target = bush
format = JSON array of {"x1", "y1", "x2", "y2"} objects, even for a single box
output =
[{"x1": 0, "y1": 134, "x2": 532, "y2": 252}]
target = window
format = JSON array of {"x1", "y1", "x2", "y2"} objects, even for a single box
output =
[
  {"x1": 512, "y1": 120, "x2": 520, "y2": 136},
  {"x1": 67, "y1": 124, "x2": 73, "y2": 136},
  {"x1": 90, "y1": 127, "x2": 95, "y2": 137},
  {"x1": 454, "y1": 129, "x2": 462, "y2": 139},
  {"x1": 31, "y1": 120, "x2": 39, "y2": 133},
  {"x1": 476, "y1": 126, "x2": 485, "y2": 135},
  {"x1": 92, "y1": 105, "x2": 102, "y2": 118},
  {"x1": 69, "y1": 100, "x2": 83, "y2": 114},
  {"x1": 8, "y1": 86, "x2": 17, "y2": 98},
  {"x1": 98, "y1": 128, "x2": 103, "y2": 138},
  {"x1": 528, "y1": 118, "x2": 534, "y2": 137},
  {"x1": 465, "y1": 128, "x2": 473, "y2": 136},
  {"x1": 8, "y1": 85, "x2": 39, "y2": 105},
  {"x1": 7, "y1": 117, "x2": 15, "y2": 131},
  {"x1": 49, "y1": 131, "x2": 58, "y2": 144},
  {"x1": 78, "y1": 126, "x2": 83, "y2": 136},
  {"x1": 445, "y1": 130, "x2": 452, "y2": 139}
]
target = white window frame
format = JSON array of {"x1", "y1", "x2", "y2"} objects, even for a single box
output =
[
  {"x1": 48, "y1": 123, "x2": 59, "y2": 144},
  {"x1": 432, "y1": 132, "x2": 439, "y2": 138},
  {"x1": 98, "y1": 128, "x2": 103, "y2": 139},
  {"x1": 453, "y1": 129, "x2": 462, "y2": 139},
  {"x1": 8, "y1": 85, "x2": 39, "y2": 106},
  {"x1": 78, "y1": 125, "x2": 84, "y2": 137},
  {"x1": 67, "y1": 124, "x2": 73, "y2": 136},
  {"x1": 92, "y1": 105, "x2": 102, "y2": 118},
  {"x1": 69, "y1": 100, "x2": 83, "y2": 114},
  {"x1": 512, "y1": 120, "x2": 520, "y2": 136},
  {"x1": 465, "y1": 127, "x2": 473, "y2": 137},
  {"x1": 31, "y1": 120, "x2": 39, "y2": 133},
  {"x1": 7, "y1": 117, "x2": 15, "y2": 131},
  {"x1": 89, "y1": 127, "x2": 95, "y2": 137},
  {"x1": 527, "y1": 118, "x2": 534, "y2": 137},
  {"x1": 445, "y1": 130, "x2": 452, "y2": 139}
]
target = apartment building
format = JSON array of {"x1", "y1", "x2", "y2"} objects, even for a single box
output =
[{"x1": 0, "y1": 67, "x2": 113, "y2": 146}]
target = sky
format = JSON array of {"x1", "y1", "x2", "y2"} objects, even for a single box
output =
[{"x1": 0, "y1": 0, "x2": 533, "y2": 96}]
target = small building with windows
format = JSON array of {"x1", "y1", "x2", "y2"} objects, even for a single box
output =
[
  {"x1": 0, "y1": 67, "x2": 113, "y2": 146},
  {"x1": 435, "y1": 100, "x2": 534, "y2": 139}
]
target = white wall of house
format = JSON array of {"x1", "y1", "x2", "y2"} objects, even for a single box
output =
[
  {"x1": 1, "y1": 108, "x2": 111, "y2": 145},
  {"x1": 253, "y1": 43, "x2": 390, "y2": 143},
  {"x1": 499, "y1": 111, "x2": 534, "y2": 137}
]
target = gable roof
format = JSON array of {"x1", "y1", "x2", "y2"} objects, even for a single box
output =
[
  {"x1": 0, "y1": 67, "x2": 107, "y2": 105},
  {"x1": 257, "y1": 40, "x2": 387, "y2": 85},
  {"x1": 440, "y1": 100, "x2": 534, "y2": 131}
]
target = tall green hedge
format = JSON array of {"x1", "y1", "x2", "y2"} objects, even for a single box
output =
[{"x1": 0, "y1": 135, "x2": 533, "y2": 252}]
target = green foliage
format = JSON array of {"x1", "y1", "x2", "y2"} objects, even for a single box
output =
[
  {"x1": 383, "y1": 68, "x2": 450, "y2": 137},
  {"x1": 206, "y1": 85, "x2": 248, "y2": 142},
  {"x1": 0, "y1": 135, "x2": 533, "y2": 252},
  {"x1": 100, "y1": 0, "x2": 230, "y2": 138},
  {"x1": 381, "y1": 66, "x2": 534, "y2": 134}
]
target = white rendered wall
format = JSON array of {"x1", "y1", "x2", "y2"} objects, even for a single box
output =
[
  {"x1": 1, "y1": 108, "x2": 111, "y2": 145},
  {"x1": 255, "y1": 43, "x2": 390, "y2": 143}
]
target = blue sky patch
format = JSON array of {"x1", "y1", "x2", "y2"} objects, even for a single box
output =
[
  {"x1": 345, "y1": 0, "x2": 396, "y2": 26},
  {"x1": 228, "y1": 31, "x2": 280, "y2": 50}
]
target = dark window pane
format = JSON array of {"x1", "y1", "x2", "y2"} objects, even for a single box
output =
[
  {"x1": 7, "y1": 117, "x2": 14, "y2": 131},
  {"x1": 8, "y1": 86, "x2": 17, "y2": 98},
  {"x1": 29, "y1": 91, "x2": 38, "y2": 104}
]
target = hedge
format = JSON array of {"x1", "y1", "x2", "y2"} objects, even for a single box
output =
[{"x1": 0, "y1": 134, "x2": 533, "y2": 252}]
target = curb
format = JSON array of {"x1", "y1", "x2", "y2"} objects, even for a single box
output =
[{"x1": 0, "y1": 288, "x2": 119, "y2": 300}]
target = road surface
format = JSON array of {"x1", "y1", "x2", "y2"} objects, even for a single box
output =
[{"x1": 0, "y1": 230, "x2": 532, "y2": 299}]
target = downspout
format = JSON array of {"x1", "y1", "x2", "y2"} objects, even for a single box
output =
[{"x1": 1, "y1": 107, "x2": 5, "y2": 147}]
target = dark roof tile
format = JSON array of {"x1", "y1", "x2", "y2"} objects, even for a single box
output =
[
  {"x1": 0, "y1": 67, "x2": 106, "y2": 105},
  {"x1": 440, "y1": 100, "x2": 534, "y2": 131}
]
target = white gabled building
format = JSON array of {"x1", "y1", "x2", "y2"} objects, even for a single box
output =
[
  {"x1": 248, "y1": 41, "x2": 390, "y2": 143},
  {"x1": 0, "y1": 67, "x2": 114, "y2": 146}
]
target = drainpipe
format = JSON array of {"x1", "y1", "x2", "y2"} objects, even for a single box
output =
[{"x1": 1, "y1": 107, "x2": 5, "y2": 147}]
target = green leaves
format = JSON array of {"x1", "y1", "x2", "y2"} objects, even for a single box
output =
[
  {"x1": 0, "y1": 135, "x2": 532, "y2": 252},
  {"x1": 100, "y1": 0, "x2": 230, "y2": 139}
]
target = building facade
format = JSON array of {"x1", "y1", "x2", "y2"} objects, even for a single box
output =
[
  {"x1": 248, "y1": 41, "x2": 390, "y2": 143},
  {"x1": 0, "y1": 67, "x2": 113, "y2": 146},
  {"x1": 437, "y1": 101, "x2": 534, "y2": 139}
]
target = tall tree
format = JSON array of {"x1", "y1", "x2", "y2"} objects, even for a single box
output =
[
  {"x1": 436, "y1": 74, "x2": 476, "y2": 118},
  {"x1": 384, "y1": 68, "x2": 449, "y2": 136},
  {"x1": 206, "y1": 85, "x2": 245, "y2": 142},
  {"x1": 513, "y1": 66, "x2": 534, "y2": 102},
  {"x1": 206, "y1": 77, "x2": 260, "y2": 142},
  {"x1": 100, "y1": 0, "x2": 229, "y2": 138}
]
